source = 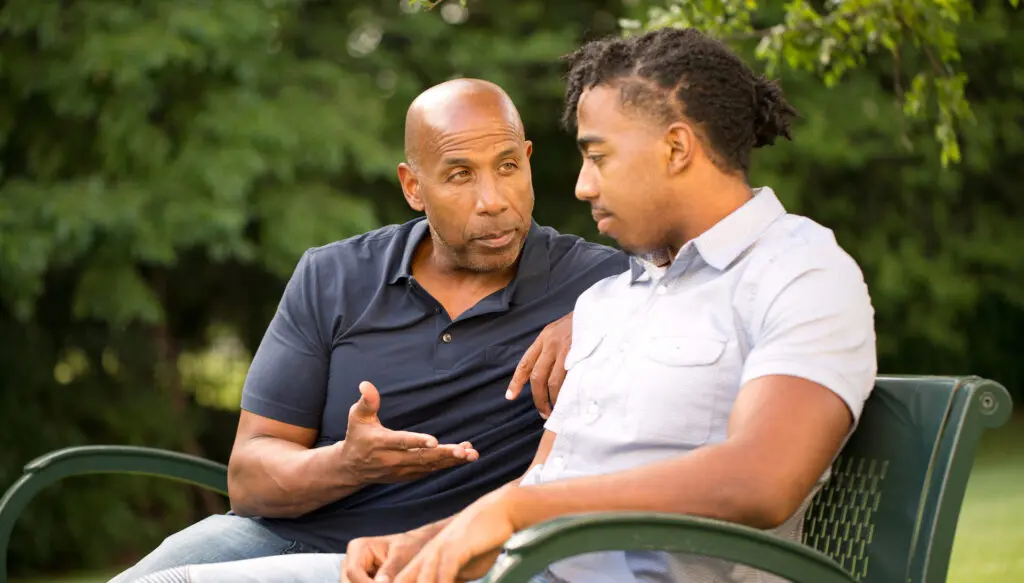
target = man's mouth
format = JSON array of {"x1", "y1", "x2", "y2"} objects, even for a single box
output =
[
  {"x1": 591, "y1": 209, "x2": 613, "y2": 232},
  {"x1": 473, "y1": 229, "x2": 517, "y2": 248}
]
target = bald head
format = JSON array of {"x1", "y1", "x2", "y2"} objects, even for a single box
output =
[{"x1": 404, "y1": 78, "x2": 525, "y2": 169}]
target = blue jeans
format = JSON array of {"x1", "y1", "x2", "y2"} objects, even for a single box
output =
[
  {"x1": 107, "y1": 514, "x2": 321, "y2": 582},
  {"x1": 128, "y1": 552, "x2": 558, "y2": 583}
]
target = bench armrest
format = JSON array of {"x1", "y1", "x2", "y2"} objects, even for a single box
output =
[
  {"x1": 483, "y1": 512, "x2": 855, "y2": 583},
  {"x1": 1, "y1": 445, "x2": 227, "y2": 583}
]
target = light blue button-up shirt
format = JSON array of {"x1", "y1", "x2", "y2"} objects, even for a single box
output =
[{"x1": 520, "y1": 187, "x2": 878, "y2": 583}]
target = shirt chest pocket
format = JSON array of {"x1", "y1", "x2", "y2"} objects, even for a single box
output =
[{"x1": 626, "y1": 334, "x2": 728, "y2": 446}]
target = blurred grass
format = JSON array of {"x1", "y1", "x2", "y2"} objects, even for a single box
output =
[
  {"x1": 946, "y1": 413, "x2": 1024, "y2": 582},
  {"x1": 13, "y1": 416, "x2": 1023, "y2": 583}
]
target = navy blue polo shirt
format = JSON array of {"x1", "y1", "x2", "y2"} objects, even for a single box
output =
[{"x1": 240, "y1": 217, "x2": 628, "y2": 552}]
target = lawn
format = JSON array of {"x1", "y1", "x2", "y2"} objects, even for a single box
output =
[{"x1": 15, "y1": 416, "x2": 1024, "y2": 583}]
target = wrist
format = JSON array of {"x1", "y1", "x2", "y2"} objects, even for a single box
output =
[
  {"x1": 499, "y1": 484, "x2": 533, "y2": 531},
  {"x1": 412, "y1": 516, "x2": 452, "y2": 539},
  {"x1": 330, "y1": 440, "x2": 364, "y2": 489}
]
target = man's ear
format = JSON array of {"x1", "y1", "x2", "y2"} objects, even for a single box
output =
[
  {"x1": 665, "y1": 122, "x2": 696, "y2": 176},
  {"x1": 397, "y1": 163, "x2": 424, "y2": 212},
  {"x1": 525, "y1": 140, "x2": 534, "y2": 159}
]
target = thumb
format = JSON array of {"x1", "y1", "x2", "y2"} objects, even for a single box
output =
[{"x1": 352, "y1": 381, "x2": 381, "y2": 421}]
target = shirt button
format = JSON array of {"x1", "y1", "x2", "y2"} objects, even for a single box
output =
[
  {"x1": 656, "y1": 285, "x2": 668, "y2": 295},
  {"x1": 587, "y1": 401, "x2": 599, "y2": 415},
  {"x1": 441, "y1": 332, "x2": 452, "y2": 343}
]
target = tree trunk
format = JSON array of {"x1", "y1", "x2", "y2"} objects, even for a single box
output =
[{"x1": 150, "y1": 273, "x2": 226, "y2": 518}]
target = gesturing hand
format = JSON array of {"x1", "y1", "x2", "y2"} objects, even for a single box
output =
[
  {"x1": 340, "y1": 381, "x2": 478, "y2": 485},
  {"x1": 505, "y1": 311, "x2": 573, "y2": 418}
]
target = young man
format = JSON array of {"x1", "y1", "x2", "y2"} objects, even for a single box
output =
[{"x1": 345, "y1": 27, "x2": 878, "y2": 583}]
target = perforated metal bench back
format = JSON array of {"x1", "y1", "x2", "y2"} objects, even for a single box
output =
[{"x1": 802, "y1": 376, "x2": 962, "y2": 583}]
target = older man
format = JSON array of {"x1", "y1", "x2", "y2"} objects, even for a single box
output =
[{"x1": 112, "y1": 78, "x2": 628, "y2": 582}]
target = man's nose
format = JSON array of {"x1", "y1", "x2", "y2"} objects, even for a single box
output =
[
  {"x1": 475, "y1": 179, "x2": 510, "y2": 215},
  {"x1": 575, "y1": 169, "x2": 598, "y2": 201}
]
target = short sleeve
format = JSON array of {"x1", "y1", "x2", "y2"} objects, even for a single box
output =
[
  {"x1": 740, "y1": 251, "x2": 878, "y2": 422},
  {"x1": 240, "y1": 249, "x2": 332, "y2": 429}
]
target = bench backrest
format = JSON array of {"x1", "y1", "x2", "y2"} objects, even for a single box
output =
[{"x1": 801, "y1": 375, "x2": 1013, "y2": 583}]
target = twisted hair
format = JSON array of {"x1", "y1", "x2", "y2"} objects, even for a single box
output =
[{"x1": 562, "y1": 28, "x2": 798, "y2": 174}]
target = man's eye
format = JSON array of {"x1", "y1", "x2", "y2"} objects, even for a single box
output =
[
  {"x1": 500, "y1": 161, "x2": 518, "y2": 171},
  {"x1": 449, "y1": 170, "x2": 470, "y2": 181},
  {"x1": 586, "y1": 154, "x2": 605, "y2": 164}
]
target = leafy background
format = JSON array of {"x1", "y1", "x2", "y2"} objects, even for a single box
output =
[{"x1": 0, "y1": 0, "x2": 1020, "y2": 578}]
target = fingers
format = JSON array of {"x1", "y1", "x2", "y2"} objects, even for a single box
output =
[
  {"x1": 344, "y1": 541, "x2": 381, "y2": 583},
  {"x1": 351, "y1": 381, "x2": 382, "y2": 421},
  {"x1": 375, "y1": 556, "x2": 402, "y2": 583},
  {"x1": 436, "y1": 442, "x2": 479, "y2": 461},
  {"x1": 529, "y1": 347, "x2": 557, "y2": 419},
  {"x1": 418, "y1": 540, "x2": 443, "y2": 583},
  {"x1": 393, "y1": 550, "x2": 426, "y2": 583},
  {"x1": 398, "y1": 443, "x2": 479, "y2": 468},
  {"x1": 505, "y1": 340, "x2": 541, "y2": 400},
  {"x1": 437, "y1": 548, "x2": 464, "y2": 583},
  {"x1": 376, "y1": 540, "x2": 418, "y2": 583},
  {"x1": 543, "y1": 352, "x2": 569, "y2": 416},
  {"x1": 379, "y1": 429, "x2": 440, "y2": 450}
]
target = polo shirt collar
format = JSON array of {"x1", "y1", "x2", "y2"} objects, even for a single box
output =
[
  {"x1": 388, "y1": 217, "x2": 550, "y2": 305},
  {"x1": 629, "y1": 186, "x2": 787, "y2": 282},
  {"x1": 388, "y1": 218, "x2": 429, "y2": 285}
]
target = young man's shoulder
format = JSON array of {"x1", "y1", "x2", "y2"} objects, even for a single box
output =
[{"x1": 748, "y1": 213, "x2": 867, "y2": 284}]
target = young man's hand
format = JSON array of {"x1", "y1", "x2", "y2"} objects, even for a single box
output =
[
  {"x1": 342, "y1": 527, "x2": 437, "y2": 583},
  {"x1": 394, "y1": 487, "x2": 518, "y2": 583}
]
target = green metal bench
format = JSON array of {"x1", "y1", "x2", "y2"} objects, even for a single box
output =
[{"x1": 0, "y1": 375, "x2": 1012, "y2": 583}]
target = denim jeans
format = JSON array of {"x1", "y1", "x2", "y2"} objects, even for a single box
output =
[
  {"x1": 129, "y1": 551, "x2": 560, "y2": 583},
  {"x1": 107, "y1": 514, "x2": 320, "y2": 582}
]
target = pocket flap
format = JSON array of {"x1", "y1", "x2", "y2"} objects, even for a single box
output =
[
  {"x1": 645, "y1": 336, "x2": 726, "y2": 366},
  {"x1": 564, "y1": 333, "x2": 604, "y2": 370}
]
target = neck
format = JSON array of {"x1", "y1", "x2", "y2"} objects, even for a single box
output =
[{"x1": 666, "y1": 174, "x2": 753, "y2": 258}]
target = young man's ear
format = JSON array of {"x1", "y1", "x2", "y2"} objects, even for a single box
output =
[
  {"x1": 665, "y1": 122, "x2": 696, "y2": 175},
  {"x1": 398, "y1": 163, "x2": 424, "y2": 212}
]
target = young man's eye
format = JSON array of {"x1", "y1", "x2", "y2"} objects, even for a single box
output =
[{"x1": 586, "y1": 154, "x2": 605, "y2": 164}]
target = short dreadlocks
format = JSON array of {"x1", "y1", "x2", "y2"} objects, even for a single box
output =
[{"x1": 562, "y1": 27, "x2": 798, "y2": 174}]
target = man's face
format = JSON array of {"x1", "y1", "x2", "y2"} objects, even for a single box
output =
[
  {"x1": 574, "y1": 85, "x2": 679, "y2": 256},
  {"x1": 402, "y1": 105, "x2": 534, "y2": 273}
]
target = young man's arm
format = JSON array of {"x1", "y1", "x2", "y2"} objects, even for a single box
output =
[
  {"x1": 342, "y1": 431, "x2": 558, "y2": 583},
  {"x1": 507, "y1": 374, "x2": 852, "y2": 529}
]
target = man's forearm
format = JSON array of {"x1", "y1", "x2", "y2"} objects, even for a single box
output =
[
  {"x1": 228, "y1": 437, "x2": 362, "y2": 518},
  {"x1": 505, "y1": 441, "x2": 791, "y2": 532}
]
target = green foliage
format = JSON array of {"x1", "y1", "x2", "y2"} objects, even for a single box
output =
[
  {"x1": 0, "y1": 0, "x2": 384, "y2": 326},
  {"x1": 623, "y1": 0, "x2": 1018, "y2": 167}
]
